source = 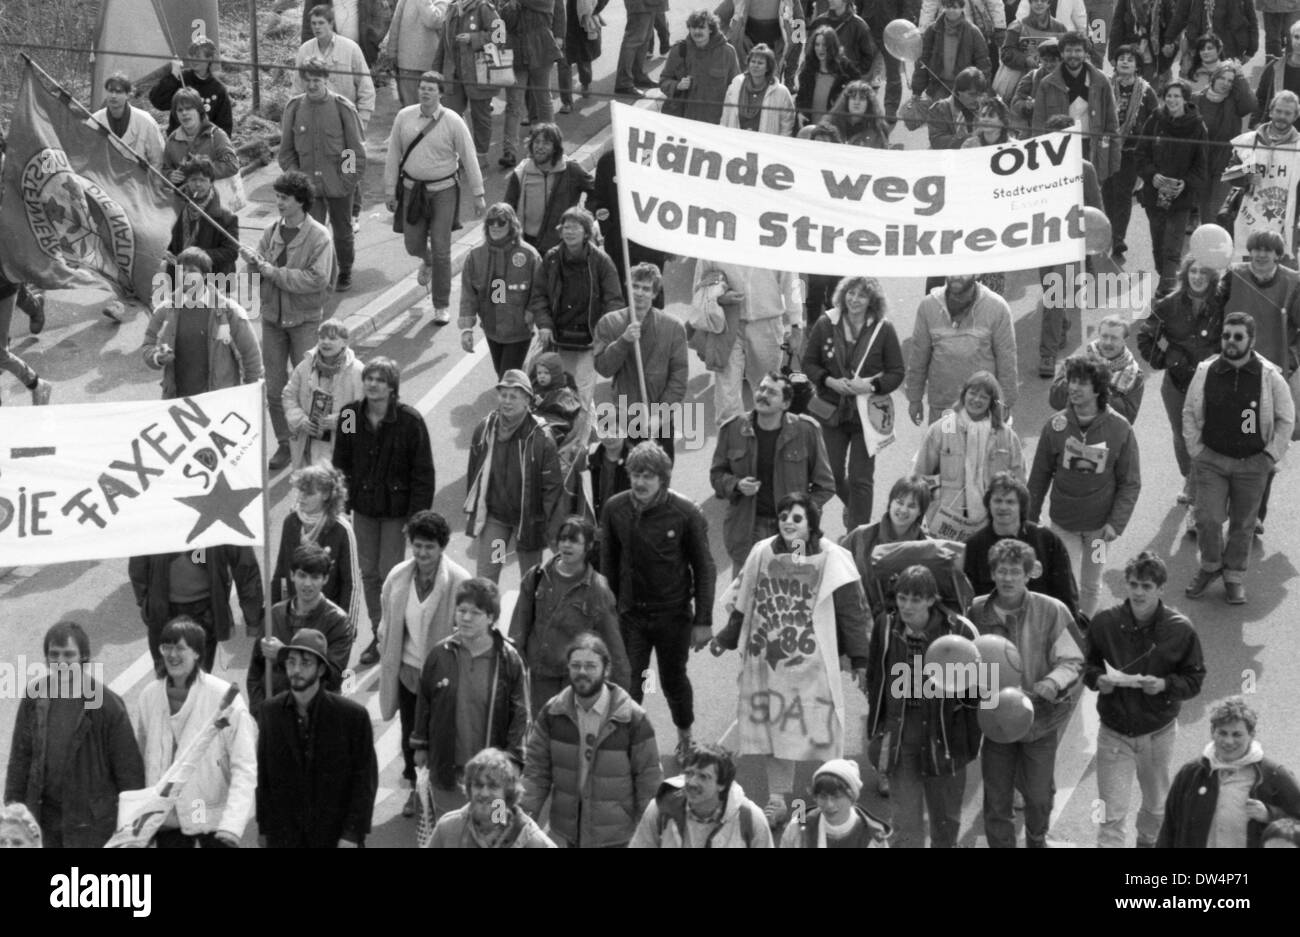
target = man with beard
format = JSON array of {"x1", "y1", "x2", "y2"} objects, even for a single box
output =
[
  {"x1": 256, "y1": 629, "x2": 378, "y2": 848},
  {"x1": 1183, "y1": 312, "x2": 1295, "y2": 605},
  {"x1": 521, "y1": 633, "x2": 662, "y2": 847}
]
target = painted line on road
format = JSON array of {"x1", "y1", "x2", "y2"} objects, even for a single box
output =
[
  {"x1": 414, "y1": 344, "x2": 489, "y2": 415},
  {"x1": 109, "y1": 651, "x2": 159, "y2": 697}
]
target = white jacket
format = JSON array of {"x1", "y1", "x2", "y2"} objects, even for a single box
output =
[
  {"x1": 720, "y1": 76, "x2": 797, "y2": 137},
  {"x1": 87, "y1": 104, "x2": 166, "y2": 169},
  {"x1": 134, "y1": 672, "x2": 257, "y2": 839},
  {"x1": 1183, "y1": 353, "x2": 1295, "y2": 465},
  {"x1": 628, "y1": 778, "x2": 774, "y2": 848},
  {"x1": 283, "y1": 346, "x2": 366, "y2": 468}
]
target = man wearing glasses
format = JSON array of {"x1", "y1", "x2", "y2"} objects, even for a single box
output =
[{"x1": 1183, "y1": 311, "x2": 1295, "y2": 604}]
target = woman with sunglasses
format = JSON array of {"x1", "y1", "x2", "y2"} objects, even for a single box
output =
[{"x1": 459, "y1": 203, "x2": 546, "y2": 378}]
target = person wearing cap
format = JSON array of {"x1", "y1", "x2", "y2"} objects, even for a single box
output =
[
  {"x1": 256, "y1": 628, "x2": 378, "y2": 848},
  {"x1": 280, "y1": 55, "x2": 366, "y2": 293},
  {"x1": 432, "y1": 747, "x2": 556, "y2": 847},
  {"x1": 865, "y1": 564, "x2": 981, "y2": 848},
  {"x1": 411, "y1": 578, "x2": 529, "y2": 818},
  {"x1": 458, "y1": 203, "x2": 547, "y2": 379},
  {"x1": 602, "y1": 441, "x2": 716, "y2": 763},
  {"x1": 248, "y1": 543, "x2": 352, "y2": 712},
  {"x1": 335, "y1": 356, "x2": 436, "y2": 663},
  {"x1": 593, "y1": 263, "x2": 689, "y2": 459},
  {"x1": 465, "y1": 368, "x2": 564, "y2": 584},
  {"x1": 780, "y1": 759, "x2": 892, "y2": 848}
]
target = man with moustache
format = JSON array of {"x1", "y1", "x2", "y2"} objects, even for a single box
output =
[
  {"x1": 521, "y1": 633, "x2": 662, "y2": 847},
  {"x1": 256, "y1": 630, "x2": 378, "y2": 848}
]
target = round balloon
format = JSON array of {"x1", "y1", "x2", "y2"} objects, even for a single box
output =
[
  {"x1": 1188, "y1": 224, "x2": 1234, "y2": 270},
  {"x1": 883, "y1": 19, "x2": 923, "y2": 63},
  {"x1": 923, "y1": 633, "x2": 980, "y2": 696},
  {"x1": 974, "y1": 634, "x2": 1023, "y2": 695},
  {"x1": 978, "y1": 686, "x2": 1036, "y2": 744},
  {"x1": 1083, "y1": 206, "x2": 1111, "y2": 256}
]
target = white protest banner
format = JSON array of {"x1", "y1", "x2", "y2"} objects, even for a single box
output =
[
  {"x1": 611, "y1": 102, "x2": 1085, "y2": 276},
  {"x1": 0, "y1": 383, "x2": 265, "y2": 566}
]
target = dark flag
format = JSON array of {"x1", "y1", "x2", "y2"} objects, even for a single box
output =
[{"x1": 0, "y1": 60, "x2": 173, "y2": 304}]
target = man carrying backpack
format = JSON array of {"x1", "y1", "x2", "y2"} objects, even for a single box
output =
[{"x1": 629, "y1": 744, "x2": 772, "y2": 847}]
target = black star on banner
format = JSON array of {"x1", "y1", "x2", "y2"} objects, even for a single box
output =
[{"x1": 174, "y1": 471, "x2": 261, "y2": 543}]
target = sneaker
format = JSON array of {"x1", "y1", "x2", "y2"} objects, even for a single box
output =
[
  {"x1": 614, "y1": 86, "x2": 645, "y2": 99},
  {"x1": 1185, "y1": 567, "x2": 1222, "y2": 599},
  {"x1": 268, "y1": 442, "x2": 292, "y2": 472},
  {"x1": 334, "y1": 272, "x2": 352, "y2": 292},
  {"x1": 1038, "y1": 355, "x2": 1056, "y2": 378},
  {"x1": 634, "y1": 76, "x2": 658, "y2": 89},
  {"x1": 1185, "y1": 506, "x2": 1197, "y2": 537},
  {"x1": 21, "y1": 287, "x2": 45, "y2": 335},
  {"x1": 559, "y1": 102, "x2": 572, "y2": 114},
  {"x1": 351, "y1": 216, "x2": 361, "y2": 234},
  {"x1": 1255, "y1": 520, "x2": 1264, "y2": 537},
  {"x1": 580, "y1": 83, "x2": 591, "y2": 98},
  {"x1": 498, "y1": 152, "x2": 518, "y2": 168},
  {"x1": 402, "y1": 789, "x2": 419, "y2": 818},
  {"x1": 30, "y1": 379, "x2": 52, "y2": 406},
  {"x1": 876, "y1": 772, "x2": 891, "y2": 798},
  {"x1": 1224, "y1": 581, "x2": 1247, "y2": 605},
  {"x1": 431, "y1": 306, "x2": 451, "y2": 325},
  {"x1": 417, "y1": 262, "x2": 432, "y2": 287},
  {"x1": 359, "y1": 637, "x2": 381, "y2": 667}
]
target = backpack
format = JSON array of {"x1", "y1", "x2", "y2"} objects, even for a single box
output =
[
  {"x1": 653, "y1": 779, "x2": 755, "y2": 847},
  {"x1": 867, "y1": 539, "x2": 975, "y2": 619}
]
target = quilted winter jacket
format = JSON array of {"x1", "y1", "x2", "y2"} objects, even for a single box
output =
[{"x1": 521, "y1": 684, "x2": 662, "y2": 847}]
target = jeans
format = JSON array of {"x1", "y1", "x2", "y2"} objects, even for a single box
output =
[
  {"x1": 1100, "y1": 154, "x2": 1138, "y2": 248},
  {"x1": 442, "y1": 87, "x2": 493, "y2": 161},
  {"x1": 1147, "y1": 207, "x2": 1191, "y2": 295},
  {"x1": 1265, "y1": 11, "x2": 1300, "y2": 58},
  {"x1": 309, "y1": 193, "x2": 355, "y2": 276},
  {"x1": 616, "y1": 12, "x2": 657, "y2": 88},
  {"x1": 714, "y1": 317, "x2": 784, "y2": 426},
  {"x1": 504, "y1": 66, "x2": 555, "y2": 159},
  {"x1": 1037, "y1": 262, "x2": 1081, "y2": 359},
  {"x1": 402, "y1": 185, "x2": 459, "y2": 307},
  {"x1": 1096, "y1": 718, "x2": 1177, "y2": 848},
  {"x1": 353, "y1": 513, "x2": 408, "y2": 630},
  {"x1": 1052, "y1": 522, "x2": 1108, "y2": 618},
  {"x1": 654, "y1": 11, "x2": 670, "y2": 51},
  {"x1": 399, "y1": 677, "x2": 418, "y2": 783},
  {"x1": 1160, "y1": 375, "x2": 1192, "y2": 480},
  {"x1": 821, "y1": 421, "x2": 874, "y2": 529},
  {"x1": 262, "y1": 320, "x2": 318, "y2": 444},
  {"x1": 486, "y1": 339, "x2": 531, "y2": 378},
  {"x1": 474, "y1": 516, "x2": 544, "y2": 584},
  {"x1": 982, "y1": 732, "x2": 1060, "y2": 848},
  {"x1": 0, "y1": 291, "x2": 37, "y2": 388},
  {"x1": 622, "y1": 607, "x2": 694, "y2": 729},
  {"x1": 728, "y1": 515, "x2": 779, "y2": 574},
  {"x1": 557, "y1": 56, "x2": 594, "y2": 104},
  {"x1": 1193, "y1": 449, "x2": 1272, "y2": 579},
  {"x1": 556, "y1": 347, "x2": 597, "y2": 412},
  {"x1": 890, "y1": 708, "x2": 966, "y2": 848}
]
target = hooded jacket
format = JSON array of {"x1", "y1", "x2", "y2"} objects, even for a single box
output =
[
  {"x1": 283, "y1": 346, "x2": 367, "y2": 469},
  {"x1": 1028, "y1": 404, "x2": 1141, "y2": 534},
  {"x1": 504, "y1": 156, "x2": 594, "y2": 256},
  {"x1": 1158, "y1": 742, "x2": 1300, "y2": 848},
  {"x1": 779, "y1": 803, "x2": 893, "y2": 847},
  {"x1": 410, "y1": 630, "x2": 529, "y2": 790},
  {"x1": 710, "y1": 411, "x2": 838, "y2": 563},
  {"x1": 536, "y1": 241, "x2": 625, "y2": 349},
  {"x1": 969, "y1": 591, "x2": 1084, "y2": 741},
  {"x1": 508, "y1": 557, "x2": 631, "y2": 687},
  {"x1": 1083, "y1": 599, "x2": 1205, "y2": 737},
  {"x1": 458, "y1": 232, "x2": 546, "y2": 344},
  {"x1": 660, "y1": 31, "x2": 743, "y2": 125},
  {"x1": 906, "y1": 284, "x2": 1020, "y2": 413},
  {"x1": 1135, "y1": 103, "x2": 1209, "y2": 211},
  {"x1": 465, "y1": 411, "x2": 565, "y2": 551},
  {"x1": 4, "y1": 676, "x2": 144, "y2": 849},
  {"x1": 866, "y1": 606, "x2": 984, "y2": 777},
  {"x1": 521, "y1": 684, "x2": 662, "y2": 847},
  {"x1": 629, "y1": 775, "x2": 774, "y2": 847},
  {"x1": 141, "y1": 294, "x2": 264, "y2": 400}
]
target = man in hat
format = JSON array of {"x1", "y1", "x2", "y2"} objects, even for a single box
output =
[
  {"x1": 256, "y1": 629, "x2": 378, "y2": 848},
  {"x1": 465, "y1": 368, "x2": 565, "y2": 584}
]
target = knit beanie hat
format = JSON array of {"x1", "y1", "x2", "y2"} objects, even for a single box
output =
[{"x1": 814, "y1": 759, "x2": 863, "y2": 800}]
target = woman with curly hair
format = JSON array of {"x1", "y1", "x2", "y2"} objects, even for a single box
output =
[
  {"x1": 721, "y1": 43, "x2": 797, "y2": 136},
  {"x1": 272, "y1": 463, "x2": 363, "y2": 632},
  {"x1": 820, "y1": 79, "x2": 890, "y2": 148},
  {"x1": 795, "y1": 25, "x2": 859, "y2": 128},
  {"x1": 430, "y1": 748, "x2": 555, "y2": 847}
]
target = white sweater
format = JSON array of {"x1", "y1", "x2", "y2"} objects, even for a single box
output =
[{"x1": 134, "y1": 672, "x2": 257, "y2": 839}]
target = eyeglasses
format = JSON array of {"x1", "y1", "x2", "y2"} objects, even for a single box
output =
[
  {"x1": 486, "y1": 218, "x2": 509, "y2": 227},
  {"x1": 1222, "y1": 331, "x2": 1249, "y2": 341}
]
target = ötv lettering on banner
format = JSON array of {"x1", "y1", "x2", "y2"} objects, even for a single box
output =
[
  {"x1": 0, "y1": 383, "x2": 265, "y2": 566},
  {"x1": 610, "y1": 103, "x2": 1086, "y2": 277}
]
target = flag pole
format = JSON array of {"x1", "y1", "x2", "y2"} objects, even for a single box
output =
[
  {"x1": 20, "y1": 54, "x2": 253, "y2": 262},
  {"x1": 259, "y1": 380, "x2": 274, "y2": 697},
  {"x1": 619, "y1": 234, "x2": 652, "y2": 432}
]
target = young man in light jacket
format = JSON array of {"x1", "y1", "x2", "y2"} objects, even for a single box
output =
[
  {"x1": 244, "y1": 171, "x2": 337, "y2": 472},
  {"x1": 1182, "y1": 312, "x2": 1295, "y2": 605},
  {"x1": 133, "y1": 617, "x2": 257, "y2": 848},
  {"x1": 629, "y1": 743, "x2": 772, "y2": 847},
  {"x1": 88, "y1": 72, "x2": 165, "y2": 169},
  {"x1": 142, "y1": 247, "x2": 264, "y2": 400}
]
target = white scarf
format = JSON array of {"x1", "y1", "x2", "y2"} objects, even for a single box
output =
[
  {"x1": 959, "y1": 409, "x2": 993, "y2": 520},
  {"x1": 817, "y1": 810, "x2": 860, "y2": 848}
]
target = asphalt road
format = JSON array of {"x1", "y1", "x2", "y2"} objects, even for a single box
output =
[{"x1": 1, "y1": 11, "x2": 1296, "y2": 850}]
